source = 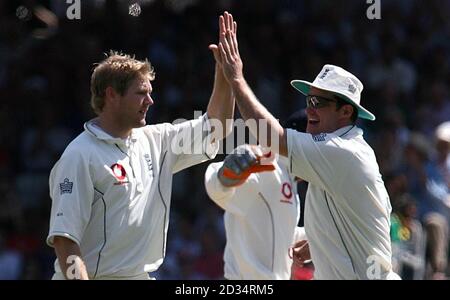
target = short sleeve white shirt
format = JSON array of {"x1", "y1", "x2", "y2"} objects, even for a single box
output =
[{"x1": 287, "y1": 126, "x2": 398, "y2": 280}]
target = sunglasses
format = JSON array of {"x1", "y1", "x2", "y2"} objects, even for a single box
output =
[{"x1": 305, "y1": 95, "x2": 337, "y2": 109}]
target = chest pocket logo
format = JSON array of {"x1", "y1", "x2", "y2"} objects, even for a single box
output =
[{"x1": 111, "y1": 163, "x2": 129, "y2": 185}]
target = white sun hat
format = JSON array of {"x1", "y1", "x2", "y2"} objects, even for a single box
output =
[{"x1": 291, "y1": 64, "x2": 375, "y2": 121}]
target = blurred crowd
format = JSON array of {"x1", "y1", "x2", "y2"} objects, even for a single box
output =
[{"x1": 0, "y1": 0, "x2": 449, "y2": 280}]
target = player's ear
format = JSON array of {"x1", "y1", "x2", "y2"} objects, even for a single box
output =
[
  {"x1": 105, "y1": 86, "x2": 118, "y2": 99},
  {"x1": 341, "y1": 104, "x2": 354, "y2": 119},
  {"x1": 105, "y1": 86, "x2": 120, "y2": 107}
]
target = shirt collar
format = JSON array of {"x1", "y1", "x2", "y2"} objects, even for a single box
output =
[
  {"x1": 84, "y1": 118, "x2": 137, "y2": 146},
  {"x1": 332, "y1": 125, "x2": 362, "y2": 139}
]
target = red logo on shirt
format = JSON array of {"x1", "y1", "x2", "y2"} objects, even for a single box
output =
[
  {"x1": 280, "y1": 182, "x2": 293, "y2": 204},
  {"x1": 111, "y1": 164, "x2": 128, "y2": 185}
]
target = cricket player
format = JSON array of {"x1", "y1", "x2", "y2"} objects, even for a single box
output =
[
  {"x1": 204, "y1": 143, "x2": 306, "y2": 280},
  {"x1": 216, "y1": 11, "x2": 400, "y2": 279},
  {"x1": 46, "y1": 15, "x2": 236, "y2": 280}
]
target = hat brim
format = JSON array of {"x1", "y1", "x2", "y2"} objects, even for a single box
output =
[{"x1": 291, "y1": 80, "x2": 376, "y2": 121}]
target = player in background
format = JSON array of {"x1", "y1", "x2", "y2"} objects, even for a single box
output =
[
  {"x1": 204, "y1": 114, "x2": 308, "y2": 280},
  {"x1": 216, "y1": 11, "x2": 400, "y2": 279},
  {"x1": 46, "y1": 15, "x2": 235, "y2": 280}
]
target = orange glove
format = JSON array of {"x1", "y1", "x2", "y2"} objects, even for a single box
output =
[{"x1": 218, "y1": 145, "x2": 275, "y2": 187}]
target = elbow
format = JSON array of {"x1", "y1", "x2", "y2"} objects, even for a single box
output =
[
  {"x1": 53, "y1": 236, "x2": 77, "y2": 247},
  {"x1": 53, "y1": 236, "x2": 80, "y2": 258}
]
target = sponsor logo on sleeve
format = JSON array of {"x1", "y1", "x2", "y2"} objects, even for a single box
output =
[{"x1": 60, "y1": 178, "x2": 73, "y2": 195}]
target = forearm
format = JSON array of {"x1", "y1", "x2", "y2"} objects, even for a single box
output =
[
  {"x1": 53, "y1": 236, "x2": 89, "y2": 280},
  {"x1": 207, "y1": 64, "x2": 235, "y2": 140},
  {"x1": 231, "y1": 78, "x2": 287, "y2": 156},
  {"x1": 216, "y1": 11, "x2": 287, "y2": 155}
]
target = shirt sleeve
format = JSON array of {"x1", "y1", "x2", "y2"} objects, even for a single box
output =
[
  {"x1": 204, "y1": 162, "x2": 260, "y2": 217},
  {"x1": 166, "y1": 113, "x2": 220, "y2": 173},
  {"x1": 286, "y1": 129, "x2": 351, "y2": 193},
  {"x1": 47, "y1": 150, "x2": 94, "y2": 247}
]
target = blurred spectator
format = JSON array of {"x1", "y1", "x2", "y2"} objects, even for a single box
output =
[
  {"x1": 416, "y1": 82, "x2": 450, "y2": 136},
  {"x1": 401, "y1": 133, "x2": 449, "y2": 279},
  {"x1": 374, "y1": 109, "x2": 409, "y2": 175},
  {"x1": 390, "y1": 194, "x2": 426, "y2": 280},
  {"x1": 434, "y1": 121, "x2": 450, "y2": 189},
  {"x1": 366, "y1": 45, "x2": 417, "y2": 95},
  {"x1": 16, "y1": 106, "x2": 72, "y2": 210},
  {"x1": 192, "y1": 228, "x2": 224, "y2": 280},
  {"x1": 0, "y1": 177, "x2": 24, "y2": 231},
  {"x1": 0, "y1": 231, "x2": 23, "y2": 280}
]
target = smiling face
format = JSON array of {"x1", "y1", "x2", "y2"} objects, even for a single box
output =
[
  {"x1": 115, "y1": 75, "x2": 154, "y2": 129},
  {"x1": 305, "y1": 87, "x2": 354, "y2": 135}
]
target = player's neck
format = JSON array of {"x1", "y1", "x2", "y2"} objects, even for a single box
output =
[{"x1": 96, "y1": 114, "x2": 132, "y2": 139}]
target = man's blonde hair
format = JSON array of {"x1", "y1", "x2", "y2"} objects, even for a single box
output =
[{"x1": 90, "y1": 51, "x2": 155, "y2": 114}]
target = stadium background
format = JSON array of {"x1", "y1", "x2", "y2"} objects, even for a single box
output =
[{"x1": 0, "y1": 0, "x2": 449, "y2": 280}]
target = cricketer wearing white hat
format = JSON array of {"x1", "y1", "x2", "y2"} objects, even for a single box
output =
[
  {"x1": 286, "y1": 65, "x2": 399, "y2": 279},
  {"x1": 219, "y1": 24, "x2": 400, "y2": 278},
  {"x1": 291, "y1": 64, "x2": 375, "y2": 121}
]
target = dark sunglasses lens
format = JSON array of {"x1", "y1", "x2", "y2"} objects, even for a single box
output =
[
  {"x1": 306, "y1": 96, "x2": 334, "y2": 108},
  {"x1": 306, "y1": 96, "x2": 319, "y2": 108}
]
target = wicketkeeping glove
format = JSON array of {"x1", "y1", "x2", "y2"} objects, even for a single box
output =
[{"x1": 218, "y1": 145, "x2": 275, "y2": 187}]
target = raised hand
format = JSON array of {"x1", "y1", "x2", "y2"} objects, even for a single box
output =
[
  {"x1": 289, "y1": 240, "x2": 311, "y2": 267},
  {"x1": 218, "y1": 11, "x2": 243, "y2": 83},
  {"x1": 209, "y1": 11, "x2": 236, "y2": 65}
]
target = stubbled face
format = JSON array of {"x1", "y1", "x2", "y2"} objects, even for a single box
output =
[
  {"x1": 117, "y1": 75, "x2": 154, "y2": 129},
  {"x1": 305, "y1": 87, "x2": 349, "y2": 135}
]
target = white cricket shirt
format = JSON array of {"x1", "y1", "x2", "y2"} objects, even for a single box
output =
[
  {"x1": 47, "y1": 114, "x2": 218, "y2": 279},
  {"x1": 204, "y1": 154, "x2": 305, "y2": 280},
  {"x1": 287, "y1": 125, "x2": 399, "y2": 279}
]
